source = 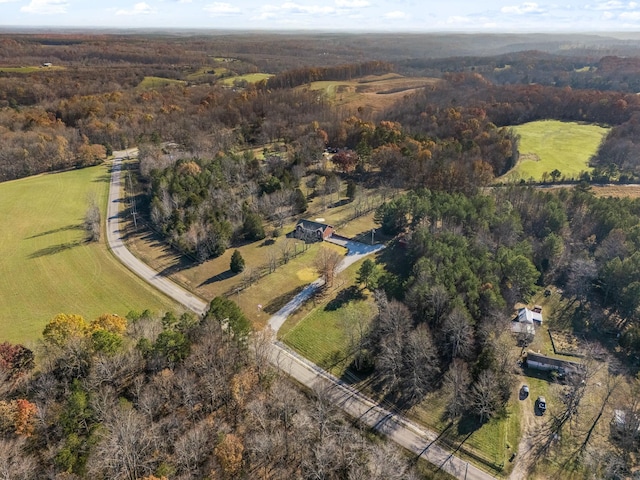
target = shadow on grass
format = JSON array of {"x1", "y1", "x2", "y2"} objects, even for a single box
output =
[
  {"x1": 29, "y1": 239, "x2": 84, "y2": 258},
  {"x1": 259, "y1": 238, "x2": 276, "y2": 247},
  {"x1": 199, "y1": 269, "x2": 235, "y2": 287},
  {"x1": 263, "y1": 285, "x2": 306, "y2": 314},
  {"x1": 26, "y1": 223, "x2": 83, "y2": 239},
  {"x1": 325, "y1": 285, "x2": 365, "y2": 311},
  {"x1": 92, "y1": 173, "x2": 111, "y2": 183}
]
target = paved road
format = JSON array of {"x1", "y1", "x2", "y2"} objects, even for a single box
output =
[
  {"x1": 106, "y1": 152, "x2": 495, "y2": 480},
  {"x1": 106, "y1": 151, "x2": 208, "y2": 316},
  {"x1": 271, "y1": 342, "x2": 494, "y2": 480}
]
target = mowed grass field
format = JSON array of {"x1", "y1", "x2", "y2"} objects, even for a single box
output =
[
  {"x1": 504, "y1": 120, "x2": 609, "y2": 182},
  {"x1": 219, "y1": 73, "x2": 274, "y2": 85},
  {"x1": 137, "y1": 76, "x2": 186, "y2": 89},
  {"x1": 0, "y1": 165, "x2": 177, "y2": 344}
]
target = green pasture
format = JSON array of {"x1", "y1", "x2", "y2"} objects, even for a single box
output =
[
  {"x1": 504, "y1": 120, "x2": 609, "y2": 182},
  {"x1": 0, "y1": 166, "x2": 177, "y2": 344},
  {"x1": 412, "y1": 393, "x2": 520, "y2": 476},
  {"x1": 137, "y1": 76, "x2": 186, "y2": 89},
  {"x1": 219, "y1": 73, "x2": 273, "y2": 85},
  {"x1": 280, "y1": 270, "x2": 376, "y2": 376}
]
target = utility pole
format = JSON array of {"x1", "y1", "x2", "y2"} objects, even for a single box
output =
[
  {"x1": 127, "y1": 171, "x2": 138, "y2": 229},
  {"x1": 371, "y1": 228, "x2": 375, "y2": 245}
]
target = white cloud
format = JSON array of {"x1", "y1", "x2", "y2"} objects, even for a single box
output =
[
  {"x1": 620, "y1": 9, "x2": 640, "y2": 18},
  {"x1": 385, "y1": 10, "x2": 407, "y2": 19},
  {"x1": 179, "y1": 0, "x2": 192, "y2": 3},
  {"x1": 335, "y1": 0, "x2": 370, "y2": 7},
  {"x1": 586, "y1": 0, "x2": 627, "y2": 10},
  {"x1": 501, "y1": 2, "x2": 546, "y2": 14},
  {"x1": 20, "y1": 0, "x2": 69, "y2": 14},
  {"x1": 0, "y1": 0, "x2": 20, "y2": 4},
  {"x1": 447, "y1": 15, "x2": 473, "y2": 24},
  {"x1": 116, "y1": 2, "x2": 155, "y2": 16},
  {"x1": 280, "y1": 2, "x2": 335, "y2": 15},
  {"x1": 204, "y1": 2, "x2": 241, "y2": 15},
  {"x1": 251, "y1": 2, "x2": 338, "y2": 21}
]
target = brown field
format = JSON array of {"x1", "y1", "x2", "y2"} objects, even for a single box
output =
[
  {"x1": 303, "y1": 73, "x2": 439, "y2": 114},
  {"x1": 591, "y1": 184, "x2": 640, "y2": 198}
]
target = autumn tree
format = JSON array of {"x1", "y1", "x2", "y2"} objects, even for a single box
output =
[
  {"x1": 314, "y1": 247, "x2": 342, "y2": 287},
  {"x1": 331, "y1": 149, "x2": 359, "y2": 173},
  {"x1": 215, "y1": 433, "x2": 245, "y2": 477}
]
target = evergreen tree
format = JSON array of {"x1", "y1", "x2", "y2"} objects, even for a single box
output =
[{"x1": 230, "y1": 250, "x2": 245, "y2": 273}]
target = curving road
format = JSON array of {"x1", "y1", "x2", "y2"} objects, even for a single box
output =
[
  {"x1": 106, "y1": 151, "x2": 495, "y2": 480},
  {"x1": 107, "y1": 151, "x2": 208, "y2": 316}
]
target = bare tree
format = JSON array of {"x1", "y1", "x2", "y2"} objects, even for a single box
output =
[
  {"x1": 565, "y1": 257, "x2": 597, "y2": 307},
  {"x1": 0, "y1": 438, "x2": 37, "y2": 480},
  {"x1": 441, "y1": 307, "x2": 475, "y2": 359},
  {"x1": 279, "y1": 238, "x2": 293, "y2": 265},
  {"x1": 88, "y1": 405, "x2": 158, "y2": 479},
  {"x1": 314, "y1": 247, "x2": 342, "y2": 287},
  {"x1": 443, "y1": 359, "x2": 471, "y2": 419},
  {"x1": 401, "y1": 324, "x2": 440, "y2": 403},
  {"x1": 470, "y1": 369, "x2": 501, "y2": 422},
  {"x1": 84, "y1": 197, "x2": 101, "y2": 242},
  {"x1": 266, "y1": 246, "x2": 279, "y2": 273}
]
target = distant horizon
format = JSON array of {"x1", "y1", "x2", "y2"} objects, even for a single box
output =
[
  {"x1": 3, "y1": 1, "x2": 640, "y2": 33},
  {"x1": 2, "y1": 26, "x2": 640, "y2": 38}
]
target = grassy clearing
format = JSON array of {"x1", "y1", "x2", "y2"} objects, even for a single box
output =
[
  {"x1": 137, "y1": 76, "x2": 186, "y2": 89},
  {"x1": 304, "y1": 74, "x2": 439, "y2": 114},
  {"x1": 503, "y1": 120, "x2": 609, "y2": 182},
  {"x1": 219, "y1": 73, "x2": 274, "y2": 85},
  {"x1": 281, "y1": 265, "x2": 376, "y2": 376},
  {"x1": 592, "y1": 184, "x2": 640, "y2": 198},
  {"x1": 0, "y1": 165, "x2": 177, "y2": 344},
  {"x1": 0, "y1": 65, "x2": 64, "y2": 73},
  {"x1": 410, "y1": 385, "x2": 519, "y2": 476}
]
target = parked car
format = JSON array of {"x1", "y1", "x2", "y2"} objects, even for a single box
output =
[
  {"x1": 521, "y1": 384, "x2": 529, "y2": 398},
  {"x1": 537, "y1": 396, "x2": 547, "y2": 413}
]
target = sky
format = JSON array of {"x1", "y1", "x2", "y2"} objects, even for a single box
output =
[{"x1": 1, "y1": 0, "x2": 640, "y2": 32}]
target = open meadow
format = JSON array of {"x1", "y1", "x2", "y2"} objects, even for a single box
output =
[
  {"x1": 304, "y1": 73, "x2": 439, "y2": 114},
  {"x1": 0, "y1": 165, "x2": 177, "y2": 344},
  {"x1": 503, "y1": 120, "x2": 609, "y2": 182}
]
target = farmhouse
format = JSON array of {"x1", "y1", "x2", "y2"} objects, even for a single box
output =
[
  {"x1": 525, "y1": 351, "x2": 583, "y2": 374},
  {"x1": 294, "y1": 220, "x2": 334, "y2": 241}
]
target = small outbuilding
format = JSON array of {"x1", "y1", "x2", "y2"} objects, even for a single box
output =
[
  {"x1": 525, "y1": 352, "x2": 582, "y2": 375},
  {"x1": 518, "y1": 307, "x2": 543, "y2": 325}
]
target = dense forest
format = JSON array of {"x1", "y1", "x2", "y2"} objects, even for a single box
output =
[{"x1": 0, "y1": 304, "x2": 428, "y2": 479}]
